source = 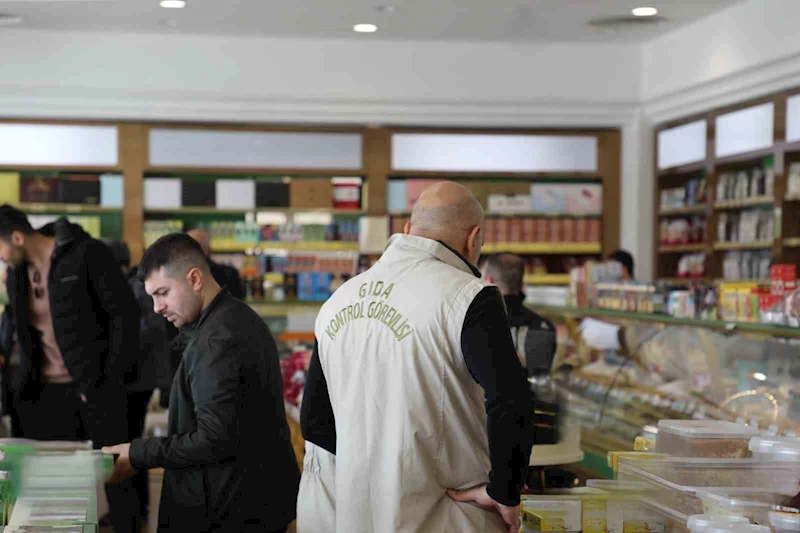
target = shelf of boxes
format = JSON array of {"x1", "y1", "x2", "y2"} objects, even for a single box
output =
[
  {"x1": 523, "y1": 274, "x2": 571, "y2": 285},
  {"x1": 482, "y1": 243, "x2": 601, "y2": 254},
  {"x1": 212, "y1": 241, "x2": 361, "y2": 253},
  {"x1": 658, "y1": 204, "x2": 708, "y2": 216},
  {"x1": 145, "y1": 207, "x2": 367, "y2": 215},
  {"x1": 17, "y1": 202, "x2": 122, "y2": 214}
]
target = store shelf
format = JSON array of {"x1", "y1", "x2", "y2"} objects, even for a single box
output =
[
  {"x1": 247, "y1": 301, "x2": 324, "y2": 317},
  {"x1": 658, "y1": 243, "x2": 708, "y2": 253},
  {"x1": 17, "y1": 203, "x2": 122, "y2": 214},
  {"x1": 523, "y1": 274, "x2": 570, "y2": 285},
  {"x1": 390, "y1": 211, "x2": 602, "y2": 218},
  {"x1": 784, "y1": 237, "x2": 800, "y2": 248},
  {"x1": 714, "y1": 147, "x2": 775, "y2": 167},
  {"x1": 145, "y1": 206, "x2": 366, "y2": 215},
  {"x1": 713, "y1": 196, "x2": 775, "y2": 209},
  {"x1": 785, "y1": 193, "x2": 800, "y2": 202},
  {"x1": 658, "y1": 277, "x2": 712, "y2": 285},
  {"x1": 212, "y1": 241, "x2": 361, "y2": 253},
  {"x1": 528, "y1": 304, "x2": 800, "y2": 339},
  {"x1": 657, "y1": 161, "x2": 707, "y2": 178},
  {"x1": 712, "y1": 241, "x2": 773, "y2": 250},
  {"x1": 658, "y1": 204, "x2": 708, "y2": 216},
  {"x1": 482, "y1": 242, "x2": 601, "y2": 254}
]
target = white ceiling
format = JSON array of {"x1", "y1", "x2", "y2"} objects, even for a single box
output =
[{"x1": 0, "y1": 0, "x2": 745, "y2": 42}]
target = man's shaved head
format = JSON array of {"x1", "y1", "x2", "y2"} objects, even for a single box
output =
[
  {"x1": 481, "y1": 253, "x2": 524, "y2": 295},
  {"x1": 406, "y1": 181, "x2": 485, "y2": 265},
  {"x1": 186, "y1": 228, "x2": 211, "y2": 257}
]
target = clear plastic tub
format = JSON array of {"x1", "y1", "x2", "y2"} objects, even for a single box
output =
[
  {"x1": 770, "y1": 512, "x2": 800, "y2": 533},
  {"x1": 704, "y1": 525, "x2": 770, "y2": 533},
  {"x1": 748, "y1": 438, "x2": 800, "y2": 462},
  {"x1": 655, "y1": 420, "x2": 761, "y2": 458},
  {"x1": 697, "y1": 491, "x2": 795, "y2": 525},
  {"x1": 687, "y1": 515, "x2": 750, "y2": 533},
  {"x1": 641, "y1": 498, "x2": 691, "y2": 533},
  {"x1": 617, "y1": 462, "x2": 706, "y2": 515},
  {"x1": 616, "y1": 456, "x2": 800, "y2": 497}
]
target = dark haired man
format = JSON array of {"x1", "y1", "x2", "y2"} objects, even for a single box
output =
[
  {"x1": 0, "y1": 204, "x2": 141, "y2": 533},
  {"x1": 103, "y1": 233, "x2": 300, "y2": 533},
  {"x1": 608, "y1": 249, "x2": 635, "y2": 281}
]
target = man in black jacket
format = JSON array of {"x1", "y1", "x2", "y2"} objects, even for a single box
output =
[
  {"x1": 480, "y1": 254, "x2": 557, "y2": 375},
  {"x1": 103, "y1": 233, "x2": 300, "y2": 533},
  {"x1": 0, "y1": 204, "x2": 141, "y2": 533}
]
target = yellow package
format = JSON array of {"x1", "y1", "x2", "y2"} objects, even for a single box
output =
[
  {"x1": 522, "y1": 510, "x2": 567, "y2": 533},
  {"x1": 0, "y1": 173, "x2": 20, "y2": 205}
]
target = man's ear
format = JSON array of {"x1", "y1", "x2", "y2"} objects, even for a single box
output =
[
  {"x1": 187, "y1": 267, "x2": 204, "y2": 292},
  {"x1": 10, "y1": 231, "x2": 25, "y2": 247},
  {"x1": 403, "y1": 221, "x2": 411, "y2": 235}
]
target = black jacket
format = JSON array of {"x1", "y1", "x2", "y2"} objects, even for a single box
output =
[
  {"x1": 129, "y1": 289, "x2": 300, "y2": 533},
  {"x1": 7, "y1": 219, "x2": 140, "y2": 398},
  {"x1": 126, "y1": 267, "x2": 176, "y2": 392},
  {"x1": 209, "y1": 260, "x2": 244, "y2": 300},
  {"x1": 504, "y1": 294, "x2": 557, "y2": 376}
]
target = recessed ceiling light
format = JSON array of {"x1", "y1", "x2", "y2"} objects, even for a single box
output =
[
  {"x1": 353, "y1": 23, "x2": 378, "y2": 33},
  {"x1": 375, "y1": 5, "x2": 396, "y2": 14},
  {"x1": 0, "y1": 14, "x2": 23, "y2": 26},
  {"x1": 753, "y1": 372, "x2": 767, "y2": 381},
  {"x1": 160, "y1": 0, "x2": 186, "y2": 8},
  {"x1": 632, "y1": 7, "x2": 658, "y2": 17}
]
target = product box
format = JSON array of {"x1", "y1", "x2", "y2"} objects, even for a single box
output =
[
  {"x1": 404, "y1": 180, "x2": 441, "y2": 211},
  {"x1": 99, "y1": 174, "x2": 123, "y2": 207},
  {"x1": 509, "y1": 218, "x2": 522, "y2": 242},
  {"x1": 485, "y1": 218, "x2": 497, "y2": 244},
  {"x1": 488, "y1": 194, "x2": 532, "y2": 215},
  {"x1": 21, "y1": 176, "x2": 59, "y2": 203},
  {"x1": 182, "y1": 179, "x2": 216, "y2": 207},
  {"x1": 256, "y1": 181, "x2": 290, "y2": 208},
  {"x1": 144, "y1": 178, "x2": 182, "y2": 209},
  {"x1": 548, "y1": 219, "x2": 562, "y2": 243},
  {"x1": 562, "y1": 218, "x2": 575, "y2": 243},
  {"x1": 531, "y1": 184, "x2": 567, "y2": 214},
  {"x1": 565, "y1": 184, "x2": 603, "y2": 215},
  {"x1": 534, "y1": 219, "x2": 548, "y2": 242},
  {"x1": 290, "y1": 178, "x2": 332, "y2": 209},
  {"x1": 575, "y1": 219, "x2": 589, "y2": 243},
  {"x1": 521, "y1": 498, "x2": 582, "y2": 532},
  {"x1": 496, "y1": 218, "x2": 510, "y2": 243},
  {"x1": 522, "y1": 218, "x2": 535, "y2": 242},
  {"x1": 217, "y1": 179, "x2": 256, "y2": 210},
  {"x1": 588, "y1": 219, "x2": 601, "y2": 243},
  {"x1": 58, "y1": 175, "x2": 100, "y2": 205},
  {"x1": 0, "y1": 173, "x2": 20, "y2": 205},
  {"x1": 386, "y1": 180, "x2": 408, "y2": 213},
  {"x1": 332, "y1": 181, "x2": 361, "y2": 209}
]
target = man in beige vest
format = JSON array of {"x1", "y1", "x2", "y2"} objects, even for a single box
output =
[{"x1": 300, "y1": 182, "x2": 533, "y2": 533}]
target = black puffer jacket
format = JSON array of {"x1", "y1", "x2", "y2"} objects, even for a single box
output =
[
  {"x1": 129, "y1": 289, "x2": 300, "y2": 533},
  {"x1": 7, "y1": 219, "x2": 140, "y2": 398}
]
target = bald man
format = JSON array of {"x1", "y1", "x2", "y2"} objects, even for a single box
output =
[
  {"x1": 300, "y1": 182, "x2": 533, "y2": 533},
  {"x1": 186, "y1": 229, "x2": 244, "y2": 299}
]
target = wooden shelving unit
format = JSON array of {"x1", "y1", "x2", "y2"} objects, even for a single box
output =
[
  {"x1": 658, "y1": 204, "x2": 708, "y2": 216},
  {"x1": 658, "y1": 243, "x2": 708, "y2": 253},
  {"x1": 523, "y1": 273, "x2": 570, "y2": 285},
  {"x1": 712, "y1": 241, "x2": 773, "y2": 251},
  {"x1": 713, "y1": 196, "x2": 775, "y2": 209},
  {"x1": 146, "y1": 207, "x2": 367, "y2": 215},
  {"x1": 212, "y1": 241, "x2": 361, "y2": 253},
  {"x1": 481, "y1": 242, "x2": 601, "y2": 255},
  {"x1": 17, "y1": 203, "x2": 122, "y2": 214}
]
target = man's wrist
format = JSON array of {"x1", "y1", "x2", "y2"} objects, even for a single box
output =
[{"x1": 128, "y1": 438, "x2": 148, "y2": 470}]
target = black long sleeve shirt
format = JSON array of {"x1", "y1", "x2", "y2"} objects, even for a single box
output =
[{"x1": 300, "y1": 285, "x2": 534, "y2": 506}]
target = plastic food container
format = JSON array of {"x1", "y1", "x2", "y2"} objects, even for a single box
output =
[
  {"x1": 697, "y1": 492, "x2": 792, "y2": 525},
  {"x1": 687, "y1": 514, "x2": 750, "y2": 533},
  {"x1": 770, "y1": 512, "x2": 800, "y2": 533},
  {"x1": 748, "y1": 438, "x2": 800, "y2": 462},
  {"x1": 641, "y1": 498, "x2": 692, "y2": 533},
  {"x1": 617, "y1": 462, "x2": 705, "y2": 515},
  {"x1": 616, "y1": 456, "x2": 800, "y2": 497},
  {"x1": 655, "y1": 420, "x2": 761, "y2": 458},
  {"x1": 704, "y1": 525, "x2": 770, "y2": 533}
]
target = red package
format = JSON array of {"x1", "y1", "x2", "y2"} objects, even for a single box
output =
[
  {"x1": 562, "y1": 218, "x2": 575, "y2": 243},
  {"x1": 496, "y1": 218, "x2": 509, "y2": 244},
  {"x1": 588, "y1": 219, "x2": 601, "y2": 243},
  {"x1": 486, "y1": 218, "x2": 497, "y2": 244},
  {"x1": 548, "y1": 219, "x2": 561, "y2": 243},
  {"x1": 509, "y1": 218, "x2": 522, "y2": 243},
  {"x1": 534, "y1": 219, "x2": 548, "y2": 242},
  {"x1": 522, "y1": 218, "x2": 535, "y2": 242},
  {"x1": 575, "y1": 219, "x2": 588, "y2": 242}
]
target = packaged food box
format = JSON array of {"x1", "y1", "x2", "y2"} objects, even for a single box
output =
[
  {"x1": 521, "y1": 498, "x2": 582, "y2": 532},
  {"x1": 770, "y1": 512, "x2": 800, "y2": 533},
  {"x1": 697, "y1": 491, "x2": 796, "y2": 525},
  {"x1": 655, "y1": 420, "x2": 760, "y2": 458},
  {"x1": 748, "y1": 437, "x2": 800, "y2": 462},
  {"x1": 522, "y1": 509, "x2": 569, "y2": 532}
]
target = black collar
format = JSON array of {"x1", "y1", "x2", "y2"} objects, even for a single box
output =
[
  {"x1": 503, "y1": 293, "x2": 526, "y2": 311},
  {"x1": 437, "y1": 240, "x2": 481, "y2": 278},
  {"x1": 181, "y1": 288, "x2": 229, "y2": 335}
]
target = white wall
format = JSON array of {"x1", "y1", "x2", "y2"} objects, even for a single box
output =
[
  {"x1": 0, "y1": 29, "x2": 640, "y2": 126},
  {"x1": 643, "y1": 0, "x2": 800, "y2": 123}
]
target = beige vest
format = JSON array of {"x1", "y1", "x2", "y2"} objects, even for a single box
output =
[{"x1": 314, "y1": 234, "x2": 506, "y2": 533}]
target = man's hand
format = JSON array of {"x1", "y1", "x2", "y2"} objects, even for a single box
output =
[
  {"x1": 447, "y1": 485, "x2": 520, "y2": 533},
  {"x1": 101, "y1": 443, "x2": 137, "y2": 485}
]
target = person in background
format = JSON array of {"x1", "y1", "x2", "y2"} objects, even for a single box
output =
[
  {"x1": 608, "y1": 249, "x2": 635, "y2": 281},
  {"x1": 106, "y1": 239, "x2": 176, "y2": 526},
  {"x1": 0, "y1": 204, "x2": 141, "y2": 533},
  {"x1": 186, "y1": 228, "x2": 245, "y2": 299},
  {"x1": 103, "y1": 233, "x2": 300, "y2": 533},
  {"x1": 480, "y1": 253, "x2": 557, "y2": 376},
  {"x1": 301, "y1": 181, "x2": 533, "y2": 533}
]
